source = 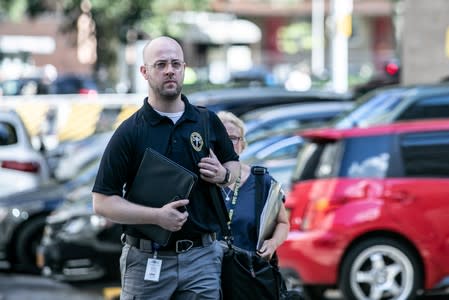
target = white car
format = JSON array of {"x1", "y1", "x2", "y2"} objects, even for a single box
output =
[{"x1": 0, "y1": 109, "x2": 51, "y2": 197}]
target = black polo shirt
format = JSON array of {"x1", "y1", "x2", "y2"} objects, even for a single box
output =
[{"x1": 92, "y1": 95, "x2": 238, "y2": 240}]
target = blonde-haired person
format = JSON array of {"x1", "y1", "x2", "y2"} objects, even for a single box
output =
[{"x1": 217, "y1": 110, "x2": 289, "y2": 260}]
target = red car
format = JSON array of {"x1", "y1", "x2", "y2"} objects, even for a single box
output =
[{"x1": 278, "y1": 119, "x2": 449, "y2": 300}]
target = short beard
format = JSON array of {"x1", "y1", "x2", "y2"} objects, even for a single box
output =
[
  {"x1": 151, "y1": 83, "x2": 183, "y2": 102},
  {"x1": 160, "y1": 85, "x2": 182, "y2": 101}
]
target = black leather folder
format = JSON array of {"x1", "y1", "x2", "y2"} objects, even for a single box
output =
[{"x1": 128, "y1": 147, "x2": 198, "y2": 246}]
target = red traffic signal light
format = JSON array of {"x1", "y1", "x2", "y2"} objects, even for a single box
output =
[{"x1": 385, "y1": 62, "x2": 399, "y2": 76}]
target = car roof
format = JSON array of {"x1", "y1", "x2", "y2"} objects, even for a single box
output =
[
  {"x1": 253, "y1": 135, "x2": 303, "y2": 157},
  {"x1": 239, "y1": 134, "x2": 289, "y2": 159},
  {"x1": 188, "y1": 86, "x2": 353, "y2": 105},
  {"x1": 242, "y1": 101, "x2": 353, "y2": 123},
  {"x1": 360, "y1": 82, "x2": 449, "y2": 98},
  {"x1": 301, "y1": 119, "x2": 449, "y2": 141}
]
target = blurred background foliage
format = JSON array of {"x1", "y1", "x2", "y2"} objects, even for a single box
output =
[
  {"x1": 0, "y1": 0, "x2": 212, "y2": 81},
  {"x1": 277, "y1": 22, "x2": 312, "y2": 55}
]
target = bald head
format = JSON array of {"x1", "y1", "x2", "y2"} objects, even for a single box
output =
[
  {"x1": 142, "y1": 36, "x2": 184, "y2": 64},
  {"x1": 140, "y1": 36, "x2": 186, "y2": 104}
]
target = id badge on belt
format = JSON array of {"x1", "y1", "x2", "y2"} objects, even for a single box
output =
[{"x1": 144, "y1": 250, "x2": 162, "y2": 282}]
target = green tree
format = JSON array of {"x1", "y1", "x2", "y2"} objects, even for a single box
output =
[{"x1": 0, "y1": 0, "x2": 211, "y2": 87}]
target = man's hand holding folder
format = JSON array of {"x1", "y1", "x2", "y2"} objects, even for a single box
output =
[
  {"x1": 157, "y1": 199, "x2": 189, "y2": 232},
  {"x1": 127, "y1": 148, "x2": 198, "y2": 246}
]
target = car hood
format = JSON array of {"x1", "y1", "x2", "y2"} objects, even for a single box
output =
[
  {"x1": 0, "y1": 182, "x2": 66, "y2": 207},
  {"x1": 47, "y1": 195, "x2": 94, "y2": 224}
]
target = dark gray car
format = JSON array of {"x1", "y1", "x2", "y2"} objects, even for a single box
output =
[
  {"x1": 189, "y1": 86, "x2": 353, "y2": 117},
  {"x1": 0, "y1": 159, "x2": 99, "y2": 273}
]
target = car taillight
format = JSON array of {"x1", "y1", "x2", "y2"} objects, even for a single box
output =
[
  {"x1": 287, "y1": 206, "x2": 303, "y2": 231},
  {"x1": 79, "y1": 88, "x2": 97, "y2": 95},
  {"x1": 301, "y1": 197, "x2": 342, "y2": 230},
  {"x1": 1, "y1": 160, "x2": 40, "y2": 173},
  {"x1": 285, "y1": 185, "x2": 311, "y2": 231}
]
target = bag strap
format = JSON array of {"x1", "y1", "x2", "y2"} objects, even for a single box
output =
[
  {"x1": 252, "y1": 166, "x2": 267, "y2": 236},
  {"x1": 197, "y1": 106, "x2": 233, "y2": 241},
  {"x1": 197, "y1": 106, "x2": 210, "y2": 155}
]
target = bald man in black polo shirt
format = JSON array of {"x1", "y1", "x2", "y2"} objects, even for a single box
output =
[{"x1": 92, "y1": 36, "x2": 239, "y2": 300}]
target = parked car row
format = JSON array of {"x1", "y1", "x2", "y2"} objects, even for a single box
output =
[
  {"x1": 0, "y1": 74, "x2": 98, "y2": 96},
  {"x1": 34, "y1": 88, "x2": 354, "y2": 282},
  {"x1": 2, "y1": 82, "x2": 449, "y2": 300},
  {"x1": 28, "y1": 87, "x2": 354, "y2": 281}
]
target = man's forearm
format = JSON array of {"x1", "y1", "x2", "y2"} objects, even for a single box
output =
[{"x1": 92, "y1": 192, "x2": 160, "y2": 225}]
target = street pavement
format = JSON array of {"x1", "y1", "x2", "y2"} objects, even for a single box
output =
[
  {"x1": 1, "y1": 272, "x2": 448, "y2": 300},
  {"x1": 0, "y1": 273, "x2": 117, "y2": 300}
]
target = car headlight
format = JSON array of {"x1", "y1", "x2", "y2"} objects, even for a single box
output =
[
  {"x1": 90, "y1": 215, "x2": 108, "y2": 229},
  {"x1": 62, "y1": 214, "x2": 108, "y2": 235},
  {"x1": 63, "y1": 217, "x2": 89, "y2": 234}
]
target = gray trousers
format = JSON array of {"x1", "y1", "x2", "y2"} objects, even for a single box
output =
[{"x1": 119, "y1": 238, "x2": 223, "y2": 300}]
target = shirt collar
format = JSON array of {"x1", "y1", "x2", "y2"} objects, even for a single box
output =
[{"x1": 142, "y1": 94, "x2": 199, "y2": 126}]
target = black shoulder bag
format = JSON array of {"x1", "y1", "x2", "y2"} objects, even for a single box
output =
[{"x1": 221, "y1": 166, "x2": 289, "y2": 300}]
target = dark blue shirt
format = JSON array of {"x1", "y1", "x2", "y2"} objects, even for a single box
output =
[{"x1": 222, "y1": 172, "x2": 277, "y2": 251}]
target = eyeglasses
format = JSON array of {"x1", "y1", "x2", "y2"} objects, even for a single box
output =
[
  {"x1": 229, "y1": 136, "x2": 243, "y2": 145},
  {"x1": 145, "y1": 60, "x2": 185, "y2": 71}
]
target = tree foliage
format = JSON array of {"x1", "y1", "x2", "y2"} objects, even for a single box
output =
[{"x1": 0, "y1": 0, "x2": 211, "y2": 86}]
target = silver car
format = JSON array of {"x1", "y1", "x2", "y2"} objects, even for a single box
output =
[{"x1": 0, "y1": 109, "x2": 50, "y2": 197}]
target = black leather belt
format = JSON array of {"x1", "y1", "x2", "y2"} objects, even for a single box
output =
[{"x1": 124, "y1": 234, "x2": 214, "y2": 255}]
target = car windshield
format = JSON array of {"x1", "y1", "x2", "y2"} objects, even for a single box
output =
[
  {"x1": 291, "y1": 141, "x2": 326, "y2": 182},
  {"x1": 333, "y1": 89, "x2": 404, "y2": 129},
  {"x1": 0, "y1": 122, "x2": 17, "y2": 145}
]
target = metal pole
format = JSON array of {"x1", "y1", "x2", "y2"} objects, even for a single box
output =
[
  {"x1": 312, "y1": 0, "x2": 325, "y2": 77},
  {"x1": 331, "y1": 0, "x2": 352, "y2": 93}
]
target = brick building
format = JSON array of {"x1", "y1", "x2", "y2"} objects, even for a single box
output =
[
  {"x1": 0, "y1": 15, "x2": 94, "y2": 80},
  {"x1": 210, "y1": 0, "x2": 396, "y2": 78}
]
